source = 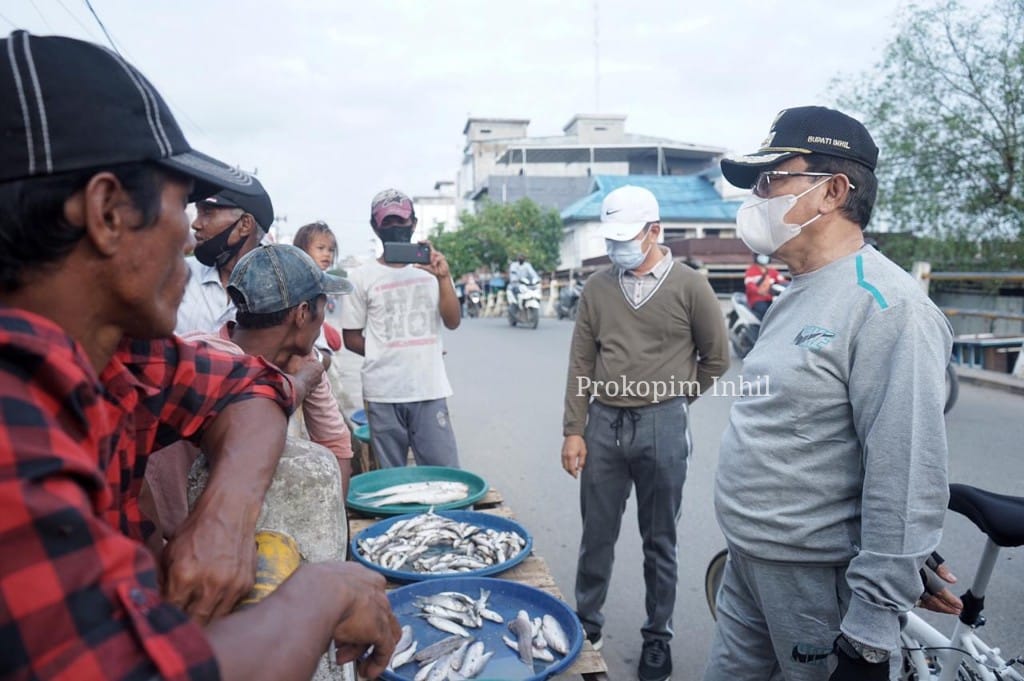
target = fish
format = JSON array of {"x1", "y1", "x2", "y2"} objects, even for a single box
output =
[
  {"x1": 542, "y1": 613, "x2": 570, "y2": 655},
  {"x1": 355, "y1": 481, "x2": 470, "y2": 499},
  {"x1": 356, "y1": 510, "x2": 527, "y2": 575},
  {"x1": 388, "y1": 639, "x2": 417, "y2": 670},
  {"x1": 412, "y1": 658, "x2": 438, "y2": 681},
  {"x1": 413, "y1": 633, "x2": 466, "y2": 664},
  {"x1": 421, "y1": 614, "x2": 472, "y2": 638},
  {"x1": 448, "y1": 639, "x2": 472, "y2": 671},
  {"x1": 507, "y1": 610, "x2": 535, "y2": 665},
  {"x1": 367, "y1": 487, "x2": 470, "y2": 507},
  {"x1": 424, "y1": 653, "x2": 454, "y2": 681},
  {"x1": 458, "y1": 641, "x2": 493, "y2": 678}
]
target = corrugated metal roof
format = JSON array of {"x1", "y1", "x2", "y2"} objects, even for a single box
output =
[{"x1": 560, "y1": 175, "x2": 742, "y2": 223}]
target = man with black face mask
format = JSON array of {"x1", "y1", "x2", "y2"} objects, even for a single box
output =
[
  {"x1": 176, "y1": 178, "x2": 274, "y2": 334},
  {"x1": 341, "y1": 188, "x2": 462, "y2": 468}
]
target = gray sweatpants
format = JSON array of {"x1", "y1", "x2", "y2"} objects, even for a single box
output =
[
  {"x1": 366, "y1": 399, "x2": 460, "y2": 468},
  {"x1": 575, "y1": 397, "x2": 691, "y2": 643},
  {"x1": 703, "y1": 546, "x2": 900, "y2": 681}
]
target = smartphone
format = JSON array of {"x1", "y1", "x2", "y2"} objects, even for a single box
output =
[{"x1": 383, "y1": 242, "x2": 431, "y2": 265}]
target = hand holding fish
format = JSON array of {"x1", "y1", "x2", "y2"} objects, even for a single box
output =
[
  {"x1": 561, "y1": 435, "x2": 587, "y2": 478},
  {"x1": 319, "y1": 562, "x2": 402, "y2": 679}
]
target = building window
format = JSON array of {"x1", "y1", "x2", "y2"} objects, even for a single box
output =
[{"x1": 480, "y1": 128, "x2": 492, "y2": 134}]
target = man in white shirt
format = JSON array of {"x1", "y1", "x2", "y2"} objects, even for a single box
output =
[
  {"x1": 176, "y1": 177, "x2": 273, "y2": 334},
  {"x1": 341, "y1": 189, "x2": 462, "y2": 468}
]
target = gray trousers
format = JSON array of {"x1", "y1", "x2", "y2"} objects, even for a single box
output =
[
  {"x1": 575, "y1": 397, "x2": 691, "y2": 643},
  {"x1": 366, "y1": 399, "x2": 460, "y2": 468},
  {"x1": 703, "y1": 547, "x2": 900, "y2": 681}
]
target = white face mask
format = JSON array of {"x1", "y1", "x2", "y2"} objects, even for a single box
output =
[
  {"x1": 605, "y1": 227, "x2": 652, "y2": 271},
  {"x1": 736, "y1": 178, "x2": 829, "y2": 255}
]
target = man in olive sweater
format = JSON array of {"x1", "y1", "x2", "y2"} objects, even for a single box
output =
[{"x1": 561, "y1": 184, "x2": 730, "y2": 681}]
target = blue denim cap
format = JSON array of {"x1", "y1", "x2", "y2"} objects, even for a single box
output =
[{"x1": 228, "y1": 244, "x2": 352, "y2": 314}]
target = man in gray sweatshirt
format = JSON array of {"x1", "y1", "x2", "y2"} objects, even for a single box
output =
[{"x1": 704, "y1": 107, "x2": 953, "y2": 681}]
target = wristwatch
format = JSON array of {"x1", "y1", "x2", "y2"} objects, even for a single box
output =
[{"x1": 837, "y1": 634, "x2": 890, "y2": 664}]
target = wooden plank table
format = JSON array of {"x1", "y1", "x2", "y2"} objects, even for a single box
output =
[{"x1": 348, "y1": 489, "x2": 609, "y2": 681}]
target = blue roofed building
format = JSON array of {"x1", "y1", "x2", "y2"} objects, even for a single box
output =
[{"x1": 558, "y1": 174, "x2": 742, "y2": 270}]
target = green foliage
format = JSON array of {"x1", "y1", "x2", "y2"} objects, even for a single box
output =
[
  {"x1": 871, "y1": 231, "x2": 1024, "y2": 274},
  {"x1": 836, "y1": 0, "x2": 1024, "y2": 241},
  {"x1": 428, "y1": 199, "x2": 564, "y2": 278}
]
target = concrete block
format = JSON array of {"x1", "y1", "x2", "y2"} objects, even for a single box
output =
[{"x1": 188, "y1": 437, "x2": 353, "y2": 680}]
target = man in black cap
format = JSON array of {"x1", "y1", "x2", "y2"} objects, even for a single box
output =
[
  {"x1": 0, "y1": 31, "x2": 397, "y2": 681},
  {"x1": 176, "y1": 178, "x2": 275, "y2": 334},
  {"x1": 704, "y1": 106, "x2": 955, "y2": 681}
]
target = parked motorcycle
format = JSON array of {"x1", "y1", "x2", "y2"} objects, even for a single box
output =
[
  {"x1": 556, "y1": 277, "x2": 584, "y2": 320},
  {"x1": 507, "y1": 275, "x2": 542, "y2": 329},
  {"x1": 466, "y1": 290, "x2": 482, "y2": 318},
  {"x1": 726, "y1": 283, "x2": 787, "y2": 359}
]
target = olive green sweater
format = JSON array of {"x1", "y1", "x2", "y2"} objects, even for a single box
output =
[{"x1": 562, "y1": 261, "x2": 729, "y2": 436}]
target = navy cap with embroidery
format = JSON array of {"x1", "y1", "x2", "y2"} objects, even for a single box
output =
[
  {"x1": 0, "y1": 30, "x2": 258, "y2": 200},
  {"x1": 721, "y1": 106, "x2": 879, "y2": 189},
  {"x1": 228, "y1": 244, "x2": 352, "y2": 315},
  {"x1": 197, "y1": 177, "x2": 275, "y2": 231}
]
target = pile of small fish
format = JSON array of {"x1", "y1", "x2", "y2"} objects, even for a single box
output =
[
  {"x1": 357, "y1": 510, "x2": 527, "y2": 574},
  {"x1": 353, "y1": 481, "x2": 471, "y2": 508},
  {"x1": 387, "y1": 589, "x2": 572, "y2": 680},
  {"x1": 388, "y1": 627, "x2": 492, "y2": 681}
]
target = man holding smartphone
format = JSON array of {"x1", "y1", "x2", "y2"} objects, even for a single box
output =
[{"x1": 341, "y1": 189, "x2": 462, "y2": 468}]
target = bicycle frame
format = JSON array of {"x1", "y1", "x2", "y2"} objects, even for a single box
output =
[{"x1": 900, "y1": 539, "x2": 1023, "y2": 680}]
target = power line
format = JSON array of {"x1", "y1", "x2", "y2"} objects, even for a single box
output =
[
  {"x1": 28, "y1": 0, "x2": 54, "y2": 31},
  {"x1": 53, "y1": 0, "x2": 100, "y2": 41},
  {"x1": 0, "y1": 10, "x2": 16, "y2": 30},
  {"x1": 82, "y1": 0, "x2": 121, "y2": 56}
]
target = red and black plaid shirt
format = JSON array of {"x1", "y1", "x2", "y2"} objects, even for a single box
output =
[{"x1": 0, "y1": 307, "x2": 294, "y2": 680}]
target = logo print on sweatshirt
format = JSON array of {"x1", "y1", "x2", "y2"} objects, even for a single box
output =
[{"x1": 793, "y1": 325, "x2": 836, "y2": 350}]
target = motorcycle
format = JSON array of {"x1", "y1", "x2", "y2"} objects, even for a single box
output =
[
  {"x1": 556, "y1": 277, "x2": 584, "y2": 320},
  {"x1": 507, "y1": 275, "x2": 542, "y2": 329},
  {"x1": 466, "y1": 289, "x2": 482, "y2": 318},
  {"x1": 726, "y1": 282, "x2": 787, "y2": 359}
]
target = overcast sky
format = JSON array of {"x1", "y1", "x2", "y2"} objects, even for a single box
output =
[{"x1": 3, "y1": 0, "x2": 931, "y2": 257}]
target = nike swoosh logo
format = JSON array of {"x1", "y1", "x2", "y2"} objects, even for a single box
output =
[{"x1": 604, "y1": 209, "x2": 622, "y2": 215}]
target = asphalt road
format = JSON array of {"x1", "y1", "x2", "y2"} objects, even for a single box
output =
[{"x1": 439, "y1": 314, "x2": 1024, "y2": 681}]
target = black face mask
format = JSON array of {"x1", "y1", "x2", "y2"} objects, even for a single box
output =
[
  {"x1": 194, "y1": 217, "x2": 245, "y2": 268},
  {"x1": 376, "y1": 225, "x2": 414, "y2": 243}
]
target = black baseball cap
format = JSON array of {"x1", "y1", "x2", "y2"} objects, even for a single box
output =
[
  {"x1": 721, "y1": 106, "x2": 879, "y2": 189},
  {"x1": 0, "y1": 31, "x2": 259, "y2": 200},
  {"x1": 197, "y1": 177, "x2": 275, "y2": 231}
]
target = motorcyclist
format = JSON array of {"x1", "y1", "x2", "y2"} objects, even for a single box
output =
[
  {"x1": 509, "y1": 253, "x2": 539, "y2": 303},
  {"x1": 743, "y1": 253, "x2": 788, "y2": 320}
]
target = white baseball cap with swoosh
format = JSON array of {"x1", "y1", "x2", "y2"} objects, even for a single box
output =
[{"x1": 598, "y1": 185, "x2": 660, "y2": 241}]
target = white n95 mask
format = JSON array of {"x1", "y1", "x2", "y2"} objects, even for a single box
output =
[{"x1": 736, "y1": 178, "x2": 829, "y2": 255}]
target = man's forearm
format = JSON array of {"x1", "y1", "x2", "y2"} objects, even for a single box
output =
[
  {"x1": 342, "y1": 329, "x2": 366, "y2": 356},
  {"x1": 438, "y1": 277, "x2": 461, "y2": 329},
  {"x1": 198, "y1": 398, "x2": 287, "y2": 535}
]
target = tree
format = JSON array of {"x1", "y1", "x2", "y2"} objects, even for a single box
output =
[
  {"x1": 429, "y1": 199, "x2": 564, "y2": 278},
  {"x1": 837, "y1": 0, "x2": 1024, "y2": 241}
]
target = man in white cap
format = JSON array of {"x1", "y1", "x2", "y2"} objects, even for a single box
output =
[{"x1": 561, "y1": 184, "x2": 729, "y2": 681}]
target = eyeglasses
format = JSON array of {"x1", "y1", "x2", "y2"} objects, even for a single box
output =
[{"x1": 752, "y1": 171, "x2": 856, "y2": 197}]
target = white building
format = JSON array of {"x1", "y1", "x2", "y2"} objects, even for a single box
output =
[{"x1": 412, "y1": 180, "x2": 457, "y2": 241}]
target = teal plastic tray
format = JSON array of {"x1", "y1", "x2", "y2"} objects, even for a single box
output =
[{"x1": 346, "y1": 466, "x2": 489, "y2": 516}]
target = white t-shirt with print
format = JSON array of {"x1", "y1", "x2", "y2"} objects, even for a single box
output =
[{"x1": 340, "y1": 261, "x2": 452, "y2": 403}]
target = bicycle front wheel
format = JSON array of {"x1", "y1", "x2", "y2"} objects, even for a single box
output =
[{"x1": 705, "y1": 548, "x2": 728, "y2": 620}]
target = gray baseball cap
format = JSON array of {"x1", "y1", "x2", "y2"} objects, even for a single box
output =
[{"x1": 228, "y1": 244, "x2": 352, "y2": 314}]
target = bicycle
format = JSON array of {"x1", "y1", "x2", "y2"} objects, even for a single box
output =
[{"x1": 704, "y1": 483, "x2": 1024, "y2": 679}]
